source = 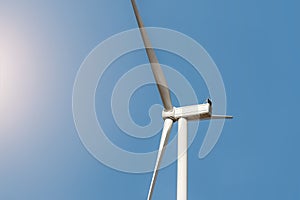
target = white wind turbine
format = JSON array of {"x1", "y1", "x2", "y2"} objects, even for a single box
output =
[{"x1": 131, "y1": 1, "x2": 233, "y2": 199}]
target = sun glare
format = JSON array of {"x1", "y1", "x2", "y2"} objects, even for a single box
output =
[{"x1": 0, "y1": 20, "x2": 36, "y2": 127}]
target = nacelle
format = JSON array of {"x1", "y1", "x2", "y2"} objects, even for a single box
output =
[{"x1": 162, "y1": 103, "x2": 212, "y2": 121}]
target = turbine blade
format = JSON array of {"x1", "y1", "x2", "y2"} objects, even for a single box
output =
[
  {"x1": 210, "y1": 115, "x2": 233, "y2": 119},
  {"x1": 199, "y1": 115, "x2": 233, "y2": 158},
  {"x1": 131, "y1": 0, "x2": 173, "y2": 111},
  {"x1": 147, "y1": 118, "x2": 173, "y2": 200}
]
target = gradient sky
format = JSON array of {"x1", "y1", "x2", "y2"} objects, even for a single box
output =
[{"x1": 1, "y1": 0, "x2": 300, "y2": 199}]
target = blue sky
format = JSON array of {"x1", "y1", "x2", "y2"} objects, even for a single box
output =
[{"x1": 0, "y1": 0, "x2": 300, "y2": 199}]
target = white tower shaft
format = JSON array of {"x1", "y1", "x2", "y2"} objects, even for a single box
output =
[{"x1": 177, "y1": 118, "x2": 188, "y2": 200}]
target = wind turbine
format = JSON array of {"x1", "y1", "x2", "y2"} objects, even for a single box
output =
[{"x1": 130, "y1": 1, "x2": 233, "y2": 199}]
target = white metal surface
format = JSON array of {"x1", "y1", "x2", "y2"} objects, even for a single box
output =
[
  {"x1": 177, "y1": 118, "x2": 188, "y2": 200},
  {"x1": 147, "y1": 118, "x2": 173, "y2": 200},
  {"x1": 162, "y1": 103, "x2": 233, "y2": 121},
  {"x1": 162, "y1": 103, "x2": 212, "y2": 121}
]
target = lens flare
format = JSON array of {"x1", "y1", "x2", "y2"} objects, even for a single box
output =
[{"x1": 0, "y1": 19, "x2": 36, "y2": 132}]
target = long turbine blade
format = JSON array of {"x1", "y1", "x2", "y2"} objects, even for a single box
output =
[
  {"x1": 131, "y1": 0, "x2": 173, "y2": 111},
  {"x1": 147, "y1": 118, "x2": 173, "y2": 200}
]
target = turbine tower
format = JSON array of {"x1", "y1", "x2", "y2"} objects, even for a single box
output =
[{"x1": 130, "y1": 1, "x2": 233, "y2": 199}]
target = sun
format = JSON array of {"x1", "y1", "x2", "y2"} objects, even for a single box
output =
[{"x1": 0, "y1": 19, "x2": 36, "y2": 126}]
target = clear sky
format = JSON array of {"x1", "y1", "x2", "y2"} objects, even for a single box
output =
[{"x1": 0, "y1": 0, "x2": 300, "y2": 199}]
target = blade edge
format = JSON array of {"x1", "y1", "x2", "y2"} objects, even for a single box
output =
[{"x1": 147, "y1": 118, "x2": 173, "y2": 200}]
